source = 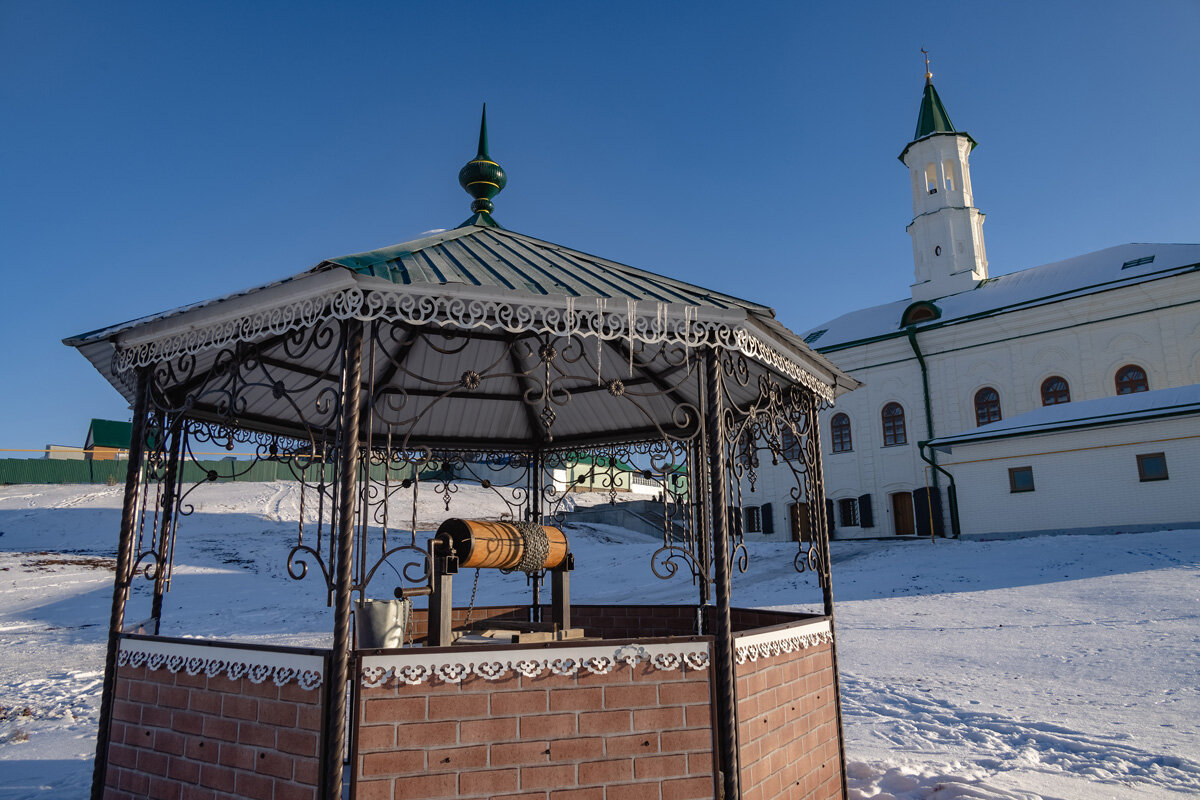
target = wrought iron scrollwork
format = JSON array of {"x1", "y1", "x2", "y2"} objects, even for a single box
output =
[{"x1": 113, "y1": 312, "x2": 835, "y2": 624}]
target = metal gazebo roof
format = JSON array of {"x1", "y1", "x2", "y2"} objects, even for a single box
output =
[{"x1": 65, "y1": 222, "x2": 855, "y2": 450}]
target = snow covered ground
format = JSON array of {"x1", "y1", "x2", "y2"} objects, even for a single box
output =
[{"x1": 0, "y1": 482, "x2": 1196, "y2": 799}]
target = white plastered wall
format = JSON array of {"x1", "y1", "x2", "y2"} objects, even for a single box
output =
[{"x1": 938, "y1": 416, "x2": 1200, "y2": 535}]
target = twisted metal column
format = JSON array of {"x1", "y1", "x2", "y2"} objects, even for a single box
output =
[
  {"x1": 323, "y1": 320, "x2": 363, "y2": 800},
  {"x1": 703, "y1": 349, "x2": 740, "y2": 799},
  {"x1": 91, "y1": 369, "x2": 151, "y2": 800},
  {"x1": 804, "y1": 391, "x2": 849, "y2": 800},
  {"x1": 150, "y1": 417, "x2": 183, "y2": 632}
]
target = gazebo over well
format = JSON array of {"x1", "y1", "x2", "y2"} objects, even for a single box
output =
[{"x1": 67, "y1": 109, "x2": 858, "y2": 800}]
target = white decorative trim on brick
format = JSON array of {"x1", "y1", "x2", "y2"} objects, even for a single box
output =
[
  {"x1": 733, "y1": 619, "x2": 833, "y2": 664},
  {"x1": 360, "y1": 640, "x2": 711, "y2": 687},
  {"x1": 117, "y1": 638, "x2": 325, "y2": 690}
]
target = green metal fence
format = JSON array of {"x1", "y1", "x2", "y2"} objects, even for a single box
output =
[{"x1": 0, "y1": 458, "x2": 425, "y2": 486}]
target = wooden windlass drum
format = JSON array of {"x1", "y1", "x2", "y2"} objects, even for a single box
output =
[{"x1": 436, "y1": 519, "x2": 568, "y2": 571}]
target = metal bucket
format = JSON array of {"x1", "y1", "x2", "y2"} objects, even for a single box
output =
[{"x1": 355, "y1": 597, "x2": 412, "y2": 649}]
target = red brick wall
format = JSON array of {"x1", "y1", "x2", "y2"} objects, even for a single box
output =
[
  {"x1": 104, "y1": 663, "x2": 323, "y2": 800},
  {"x1": 400, "y1": 605, "x2": 700, "y2": 644},
  {"x1": 568, "y1": 605, "x2": 699, "y2": 639},
  {"x1": 399, "y1": 605, "x2": 824, "y2": 645},
  {"x1": 354, "y1": 660, "x2": 715, "y2": 799},
  {"x1": 735, "y1": 640, "x2": 842, "y2": 800},
  {"x1": 729, "y1": 608, "x2": 819, "y2": 633},
  {"x1": 405, "y1": 606, "x2": 530, "y2": 644}
]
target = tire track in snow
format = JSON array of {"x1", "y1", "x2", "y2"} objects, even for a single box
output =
[
  {"x1": 841, "y1": 675, "x2": 1200, "y2": 794},
  {"x1": 262, "y1": 483, "x2": 291, "y2": 522}
]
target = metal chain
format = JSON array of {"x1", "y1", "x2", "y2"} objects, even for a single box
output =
[{"x1": 461, "y1": 568, "x2": 481, "y2": 630}]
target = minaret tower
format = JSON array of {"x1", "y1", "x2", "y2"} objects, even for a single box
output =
[{"x1": 899, "y1": 51, "x2": 988, "y2": 301}]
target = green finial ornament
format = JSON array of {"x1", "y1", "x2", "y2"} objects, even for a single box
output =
[{"x1": 458, "y1": 103, "x2": 506, "y2": 221}]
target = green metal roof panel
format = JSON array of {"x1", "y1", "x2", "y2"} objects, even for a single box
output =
[
  {"x1": 322, "y1": 226, "x2": 772, "y2": 312},
  {"x1": 898, "y1": 80, "x2": 977, "y2": 163},
  {"x1": 87, "y1": 419, "x2": 132, "y2": 449},
  {"x1": 914, "y1": 81, "x2": 956, "y2": 139}
]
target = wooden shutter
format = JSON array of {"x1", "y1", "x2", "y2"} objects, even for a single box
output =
[
  {"x1": 825, "y1": 498, "x2": 835, "y2": 535},
  {"x1": 762, "y1": 502, "x2": 774, "y2": 534},
  {"x1": 912, "y1": 488, "x2": 945, "y2": 537},
  {"x1": 858, "y1": 494, "x2": 874, "y2": 528}
]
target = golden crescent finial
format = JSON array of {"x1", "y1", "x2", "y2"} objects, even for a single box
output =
[{"x1": 921, "y1": 47, "x2": 932, "y2": 82}]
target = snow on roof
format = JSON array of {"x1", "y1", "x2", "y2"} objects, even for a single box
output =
[
  {"x1": 806, "y1": 243, "x2": 1200, "y2": 351},
  {"x1": 928, "y1": 383, "x2": 1200, "y2": 450}
]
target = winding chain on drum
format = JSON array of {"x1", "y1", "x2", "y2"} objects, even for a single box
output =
[{"x1": 514, "y1": 521, "x2": 551, "y2": 574}]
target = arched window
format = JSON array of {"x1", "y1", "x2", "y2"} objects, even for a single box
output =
[
  {"x1": 974, "y1": 387, "x2": 1002, "y2": 426},
  {"x1": 831, "y1": 414, "x2": 852, "y2": 453},
  {"x1": 780, "y1": 428, "x2": 801, "y2": 460},
  {"x1": 943, "y1": 159, "x2": 956, "y2": 191},
  {"x1": 1041, "y1": 376, "x2": 1071, "y2": 405},
  {"x1": 925, "y1": 163, "x2": 938, "y2": 194},
  {"x1": 1115, "y1": 365, "x2": 1149, "y2": 395},
  {"x1": 881, "y1": 403, "x2": 906, "y2": 446}
]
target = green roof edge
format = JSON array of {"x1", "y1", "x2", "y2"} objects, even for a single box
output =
[{"x1": 924, "y1": 402, "x2": 1200, "y2": 450}]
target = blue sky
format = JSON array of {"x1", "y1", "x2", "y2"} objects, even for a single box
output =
[{"x1": 3, "y1": 1, "x2": 1198, "y2": 451}]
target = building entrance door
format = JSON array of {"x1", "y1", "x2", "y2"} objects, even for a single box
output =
[
  {"x1": 891, "y1": 492, "x2": 916, "y2": 535},
  {"x1": 789, "y1": 502, "x2": 811, "y2": 543}
]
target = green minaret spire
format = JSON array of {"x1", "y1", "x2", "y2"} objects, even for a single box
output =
[
  {"x1": 899, "y1": 50, "x2": 976, "y2": 163},
  {"x1": 458, "y1": 103, "x2": 507, "y2": 228},
  {"x1": 913, "y1": 49, "x2": 956, "y2": 139}
]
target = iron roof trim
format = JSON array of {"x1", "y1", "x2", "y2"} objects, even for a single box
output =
[{"x1": 66, "y1": 267, "x2": 855, "y2": 406}]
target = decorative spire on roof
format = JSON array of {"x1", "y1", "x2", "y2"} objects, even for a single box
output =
[
  {"x1": 458, "y1": 104, "x2": 507, "y2": 228},
  {"x1": 912, "y1": 50, "x2": 956, "y2": 141}
]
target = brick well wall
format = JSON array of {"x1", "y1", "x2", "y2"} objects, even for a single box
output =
[
  {"x1": 400, "y1": 605, "x2": 824, "y2": 645},
  {"x1": 405, "y1": 606, "x2": 530, "y2": 644},
  {"x1": 729, "y1": 608, "x2": 819, "y2": 633},
  {"x1": 400, "y1": 605, "x2": 701, "y2": 644},
  {"x1": 568, "y1": 605, "x2": 700, "y2": 639},
  {"x1": 354, "y1": 659, "x2": 715, "y2": 800},
  {"x1": 104, "y1": 662, "x2": 323, "y2": 800},
  {"x1": 735, "y1": 639, "x2": 842, "y2": 800}
]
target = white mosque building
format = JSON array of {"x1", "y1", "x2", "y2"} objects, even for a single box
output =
[{"x1": 748, "y1": 64, "x2": 1200, "y2": 540}]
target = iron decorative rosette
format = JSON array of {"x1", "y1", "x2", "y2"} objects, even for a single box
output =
[{"x1": 107, "y1": 284, "x2": 836, "y2": 403}]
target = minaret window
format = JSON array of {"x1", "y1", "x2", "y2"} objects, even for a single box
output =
[
  {"x1": 943, "y1": 159, "x2": 956, "y2": 191},
  {"x1": 1115, "y1": 365, "x2": 1149, "y2": 394},
  {"x1": 974, "y1": 388, "x2": 1002, "y2": 426},
  {"x1": 881, "y1": 403, "x2": 907, "y2": 446},
  {"x1": 1041, "y1": 376, "x2": 1071, "y2": 405},
  {"x1": 925, "y1": 164, "x2": 938, "y2": 194}
]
